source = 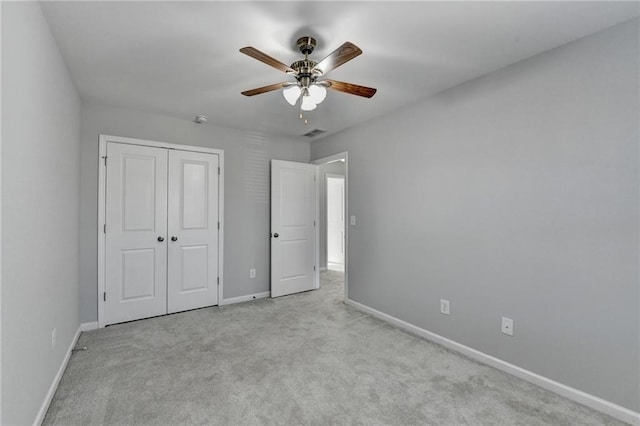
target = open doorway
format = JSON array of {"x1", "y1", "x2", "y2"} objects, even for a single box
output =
[{"x1": 312, "y1": 153, "x2": 347, "y2": 301}]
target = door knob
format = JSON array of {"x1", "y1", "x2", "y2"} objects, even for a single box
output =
[
  {"x1": 157, "y1": 236, "x2": 165, "y2": 242},
  {"x1": 171, "y1": 236, "x2": 178, "y2": 242},
  {"x1": 273, "y1": 233, "x2": 279, "y2": 238}
]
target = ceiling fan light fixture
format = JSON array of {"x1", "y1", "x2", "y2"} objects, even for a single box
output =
[
  {"x1": 283, "y1": 85, "x2": 301, "y2": 106},
  {"x1": 300, "y1": 95, "x2": 317, "y2": 111},
  {"x1": 240, "y1": 36, "x2": 376, "y2": 118},
  {"x1": 308, "y1": 84, "x2": 327, "y2": 105}
]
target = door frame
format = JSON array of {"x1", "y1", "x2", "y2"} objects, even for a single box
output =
[
  {"x1": 311, "y1": 152, "x2": 348, "y2": 302},
  {"x1": 97, "y1": 134, "x2": 224, "y2": 328},
  {"x1": 325, "y1": 173, "x2": 345, "y2": 271}
]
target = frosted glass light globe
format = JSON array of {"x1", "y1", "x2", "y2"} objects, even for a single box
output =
[
  {"x1": 282, "y1": 85, "x2": 301, "y2": 106},
  {"x1": 300, "y1": 95, "x2": 317, "y2": 111},
  {"x1": 308, "y1": 84, "x2": 327, "y2": 104}
]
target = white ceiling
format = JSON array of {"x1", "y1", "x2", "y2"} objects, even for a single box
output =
[{"x1": 41, "y1": 1, "x2": 638, "y2": 140}]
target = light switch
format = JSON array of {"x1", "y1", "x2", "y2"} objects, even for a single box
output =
[{"x1": 350, "y1": 215, "x2": 356, "y2": 226}]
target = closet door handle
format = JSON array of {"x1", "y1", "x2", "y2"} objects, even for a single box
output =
[
  {"x1": 171, "y1": 236, "x2": 178, "y2": 242},
  {"x1": 157, "y1": 236, "x2": 165, "y2": 242}
]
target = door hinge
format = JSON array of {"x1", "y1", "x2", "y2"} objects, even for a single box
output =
[
  {"x1": 218, "y1": 166, "x2": 220, "y2": 175},
  {"x1": 103, "y1": 292, "x2": 106, "y2": 302},
  {"x1": 313, "y1": 220, "x2": 316, "y2": 227},
  {"x1": 103, "y1": 224, "x2": 106, "y2": 234},
  {"x1": 217, "y1": 222, "x2": 220, "y2": 230},
  {"x1": 217, "y1": 277, "x2": 219, "y2": 285},
  {"x1": 314, "y1": 266, "x2": 316, "y2": 271},
  {"x1": 102, "y1": 156, "x2": 107, "y2": 166}
]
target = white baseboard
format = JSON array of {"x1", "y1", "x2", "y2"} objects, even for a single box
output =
[
  {"x1": 220, "y1": 291, "x2": 270, "y2": 306},
  {"x1": 33, "y1": 325, "x2": 82, "y2": 426},
  {"x1": 80, "y1": 321, "x2": 98, "y2": 332},
  {"x1": 345, "y1": 299, "x2": 640, "y2": 426},
  {"x1": 327, "y1": 263, "x2": 344, "y2": 272}
]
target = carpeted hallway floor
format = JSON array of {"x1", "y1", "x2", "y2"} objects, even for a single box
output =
[{"x1": 44, "y1": 271, "x2": 624, "y2": 425}]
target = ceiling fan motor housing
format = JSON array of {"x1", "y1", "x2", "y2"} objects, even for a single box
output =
[
  {"x1": 291, "y1": 59, "x2": 321, "y2": 87},
  {"x1": 293, "y1": 37, "x2": 321, "y2": 87},
  {"x1": 296, "y1": 36, "x2": 316, "y2": 55}
]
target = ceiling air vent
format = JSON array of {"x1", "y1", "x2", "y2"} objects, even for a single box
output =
[{"x1": 303, "y1": 129, "x2": 326, "y2": 138}]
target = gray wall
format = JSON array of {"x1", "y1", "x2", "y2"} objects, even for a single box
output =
[
  {"x1": 79, "y1": 104, "x2": 310, "y2": 322},
  {"x1": 311, "y1": 20, "x2": 639, "y2": 411},
  {"x1": 1, "y1": 2, "x2": 81, "y2": 424},
  {"x1": 318, "y1": 161, "x2": 346, "y2": 269}
]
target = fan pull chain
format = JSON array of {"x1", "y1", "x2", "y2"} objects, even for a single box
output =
[{"x1": 299, "y1": 112, "x2": 308, "y2": 125}]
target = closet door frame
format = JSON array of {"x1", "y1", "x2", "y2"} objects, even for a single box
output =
[{"x1": 97, "y1": 134, "x2": 224, "y2": 328}]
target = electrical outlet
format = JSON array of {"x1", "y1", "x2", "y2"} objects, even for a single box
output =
[
  {"x1": 249, "y1": 268, "x2": 256, "y2": 279},
  {"x1": 501, "y1": 317, "x2": 514, "y2": 336},
  {"x1": 51, "y1": 328, "x2": 57, "y2": 349},
  {"x1": 440, "y1": 299, "x2": 450, "y2": 315}
]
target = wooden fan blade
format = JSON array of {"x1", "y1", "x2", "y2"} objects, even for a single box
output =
[
  {"x1": 240, "y1": 47, "x2": 295, "y2": 74},
  {"x1": 241, "y1": 82, "x2": 289, "y2": 96},
  {"x1": 324, "y1": 79, "x2": 377, "y2": 98},
  {"x1": 313, "y1": 42, "x2": 362, "y2": 75}
]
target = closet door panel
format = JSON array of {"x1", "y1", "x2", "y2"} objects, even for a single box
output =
[
  {"x1": 104, "y1": 142, "x2": 168, "y2": 325},
  {"x1": 167, "y1": 150, "x2": 220, "y2": 313}
]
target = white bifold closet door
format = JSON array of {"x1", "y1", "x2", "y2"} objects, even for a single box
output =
[
  {"x1": 167, "y1": 149, "x2": 219, "y2": 314},
  {"x1": 104, "y1": 142, "x2": 219, "y2": 325}
]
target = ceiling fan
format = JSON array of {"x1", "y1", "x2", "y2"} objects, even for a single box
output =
[{"x1": 240, "y1": 36, "x2": 377, "y2": 114}]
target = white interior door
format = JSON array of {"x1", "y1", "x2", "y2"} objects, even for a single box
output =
[
  {"x1": 271, "y1": 160, "x2": 318, "y2": 298},
  {"x1": 104, "y1": 142, "x2": 168, "y2": 325},
  {"x1": 167, "y1": 150, "x2": 220, "y2": 313},
  {"x1": 327, "y1": 175, "x2": 345, "y2": 270}
]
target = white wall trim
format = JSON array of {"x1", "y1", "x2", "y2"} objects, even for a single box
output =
[
  {"x1": 97, "y1": 138, "x2": 107, "y2": 328},
  {"x1": 314, "y1": 165, "x2": 320, "y2": 289},
  {"x1": 325, "y1": 173, "x2": 345, "y2": 179},
  {"x1": 345, "y1": 298, "x2": 640, "y2": 426},
  {"x1": 327, "y1": 263, "x2": 345, "y2": 272},
  {"x1": 97, "y1": 134, "x2": 224, "y2": 155},
  {"x1": 80, "y1": 322, "x2": 98, "y2": 332},
  {"x1": 319, "y1": 266, "x2": 328, "y2": 272},
  {"x1": 311, "y1": 152, "x2": 347, "y2": 165},
  {"x1": 33, "y1": 325, "x2": 82, "y2": 426},
  {"x1": 220, "y1": 291, "x2": 270, "y2": 306}
]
